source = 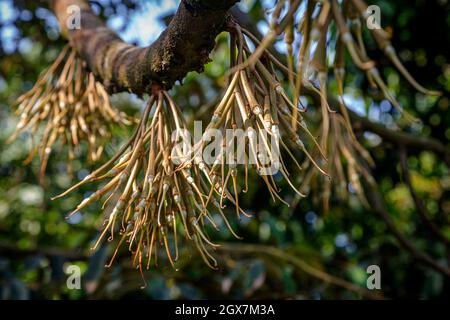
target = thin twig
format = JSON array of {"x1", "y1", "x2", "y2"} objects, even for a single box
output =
[{"x1": 0, "y1": 242, "x2": 87, "y2": 261}]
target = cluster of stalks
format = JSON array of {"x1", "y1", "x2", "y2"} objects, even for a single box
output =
[
  {"x1": 225, "y1": 0, "x2": 440, "y2": 211},
  {"x1": 300, "y1": 113, "x2": 375, "y2": 213},
  {"x1": 245, "y1": 0, "x2": 440, "y2": 125},
  {"x1": 9, "y1": 45, "x2": 132, "y2": 182},
  {"x1": 196, "y1": 22, "x2": 330, "y2": 205},
  {"x1": 54, "y1": 89, "x2": 244, "y2": 275}
]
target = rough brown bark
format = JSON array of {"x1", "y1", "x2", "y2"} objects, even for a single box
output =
[{"x1": 51, "y1": 0, "x2": 238, "y2": 95}]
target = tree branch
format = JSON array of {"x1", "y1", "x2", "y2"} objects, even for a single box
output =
[
  {"x1": 50, "y1": 0, "x2": 238, "y2": 95},
  {"x1": 218, "y1": 243, "x2": 384, "y2": 300}
]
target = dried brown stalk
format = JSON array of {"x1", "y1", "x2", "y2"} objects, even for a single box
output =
[{"x1": 9, "y1": 45, "x2": 133, "y2": 183}]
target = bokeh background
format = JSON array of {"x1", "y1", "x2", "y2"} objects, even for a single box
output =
[{"x1": 0, "y1": 0, "x2": 449, "y2": 299}]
